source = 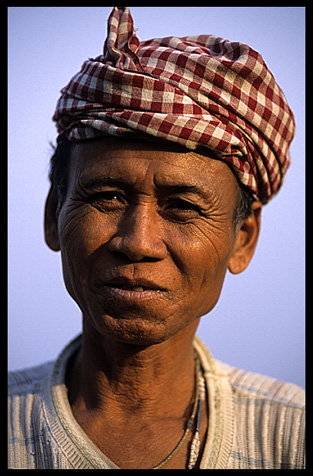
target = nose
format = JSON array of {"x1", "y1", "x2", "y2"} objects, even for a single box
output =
[{"x1": 108, "y1": 202, "x2": 167, "y2": 262}]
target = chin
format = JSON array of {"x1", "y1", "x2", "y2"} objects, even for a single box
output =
[
  {"x1": 93, "y1": 310, "x2": 185, "y2": 348},
  {"x1": 109, "y1": 319, "x2": 171, "y2": 346}
]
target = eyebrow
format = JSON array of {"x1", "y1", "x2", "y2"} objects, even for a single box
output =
[
  {"x1": 80, "y1": 176, "x2": 131, "y2": 191},
  {"x1": 79, "y1": 175, "x2": 215, "y2": 201},
  {"x1": 157, "y1": 184, "x2": 211, "y2": 201}
]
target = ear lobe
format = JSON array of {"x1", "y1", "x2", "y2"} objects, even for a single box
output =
[
  {"x1": 228, "y1": 201, "x2": 262, "y2": 275},
  {"x1": 44, "y1": 186, "x2": 60, "y2": 251}
]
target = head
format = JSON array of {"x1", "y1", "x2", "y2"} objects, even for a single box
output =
[
  {"x1": 45, "y1": 137, "x2": 261, "y2": 346},
  {"x1": 45, "y1": 6, "x2": 294, "y2": 346}
]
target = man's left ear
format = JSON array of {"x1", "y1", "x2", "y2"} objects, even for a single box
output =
[
  {"x1": 228, "y1": 201, "x2": 262, "y2": 275},
  {"x1": 44, "y1": 185, "x2": 61, "y2": 252}
]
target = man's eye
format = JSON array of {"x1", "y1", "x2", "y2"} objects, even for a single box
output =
[
  {"x1": 90, "y1": 191, "x2": 126, "y2": 210},
  {"x1": 164, "y1": 199, "x2": 202, "y2": 220},
  {"x1": 101, "y1": 191, "x2": 123, "y2": 201}
]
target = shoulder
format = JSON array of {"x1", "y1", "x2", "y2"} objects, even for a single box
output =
[
  {"x1": 194, "y1": 337, "x2": 305, "y2": 469},
  {"x1": 8, "y1": 337, "x2": 82, "y2": 469},
  {"x1": 218, "y1": 361, "x2": 305, "y2": 469},
  {"x1": 218, "y1": 360, "x2": 305, "y2": 409},
  {"x1": 8, "y1": 361, "x2": 55, "y2": 468},
  {"x1": 8, "y1": 361, "x2": 54, "y2": 397},
  {"x1": 194, "y1": 336, "x2": 304, "y2": 408}
]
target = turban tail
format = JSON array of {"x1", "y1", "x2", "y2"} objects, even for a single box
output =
[{"x1": 53, "y1": 7, "x2": 295, "y2": 204}]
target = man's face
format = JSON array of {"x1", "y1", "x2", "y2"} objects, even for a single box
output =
[{"x1": 55, "y1": 138, "x2": 240, "y2": 345}]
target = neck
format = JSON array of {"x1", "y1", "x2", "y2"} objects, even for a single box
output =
[{"x1": 67, "y1": 319, "x2": 199, "y2": 420}]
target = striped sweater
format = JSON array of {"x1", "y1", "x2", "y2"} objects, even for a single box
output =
[{"x1": 8, "y1": 335, "x2": 305, "y2": 469}]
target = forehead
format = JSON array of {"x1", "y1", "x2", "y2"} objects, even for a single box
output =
[{"x1": 68, "y1": 138, "x2": 238, "y2": 196}]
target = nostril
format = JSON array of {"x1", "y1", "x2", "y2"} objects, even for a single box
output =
[
  {"x1": 110, "y1": 248, "x2": 161, "y2": 264},
  {"x1": 108, "y1": 231, "x2": 167, "y2": 263}
]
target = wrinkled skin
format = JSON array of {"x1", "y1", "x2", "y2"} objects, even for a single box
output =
[{"x1": 46, "y1": 138, "x2": 260, "y2": 345}]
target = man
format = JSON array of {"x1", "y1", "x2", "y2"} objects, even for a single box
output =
[{"x1": 8, "y1": 7, "x2": 304, "y2": 469}]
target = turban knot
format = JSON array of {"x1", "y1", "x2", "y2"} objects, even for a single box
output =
[{"x1": 53, "y1": 6, "x2": 295, "y2": 204}]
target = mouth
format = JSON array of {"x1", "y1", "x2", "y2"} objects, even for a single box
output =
[
  {"x1": 104, "y1": 278, "x2": 165, "y2": 292},
  {"x1": 110, "y1": 285, "x2": 155, "y2": 292},
  {"x1": 96, "y1": 277, "x2": 167, "y2": 301}
]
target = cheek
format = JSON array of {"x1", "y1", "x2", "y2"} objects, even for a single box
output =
[
  {"x1": 57, "y1": 206, "x2": 113, "y2": 303},
  {"x1": 169, "y1": 223, "x2": 235, "y2": 317}
]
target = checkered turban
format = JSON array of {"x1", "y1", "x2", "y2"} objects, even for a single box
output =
[{"x1": 53, "y1": 6, "x2": 295, "y2": 204}]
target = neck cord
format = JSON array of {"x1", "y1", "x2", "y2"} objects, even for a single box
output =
[
  {"x1": 187, "y1": 360, "x2": 206, "y2": 470},
  {"x1": 152, "y1": 358, "x2": 206, "y2": 470}
]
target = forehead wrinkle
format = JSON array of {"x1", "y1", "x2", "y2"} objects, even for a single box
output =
[{"x1": 70, "y1": 141, "x2": 228, "y2": 201}]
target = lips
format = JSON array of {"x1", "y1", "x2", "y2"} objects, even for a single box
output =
[
  {"x1": 103, "y1": 277, "x2": 165, "y2": 292},
  {"x1": 95, "y1": 276, "x2": 167, "y2": 303}
]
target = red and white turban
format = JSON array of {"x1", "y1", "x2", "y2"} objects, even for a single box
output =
[{"x1": 53, "y1": 7, "x2": 295, "y2": 204}]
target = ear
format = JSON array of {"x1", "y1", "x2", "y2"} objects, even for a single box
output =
[
  {"x1": 228, "y1": 201, "x2": 262, "y2": 275},
  {"x1": 44, "y1": 186, "x2": 60, "y2": 251}
]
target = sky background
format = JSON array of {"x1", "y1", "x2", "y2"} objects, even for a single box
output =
[{"x1": 8, "y1": 7, "x2": 305, "y2": 388}]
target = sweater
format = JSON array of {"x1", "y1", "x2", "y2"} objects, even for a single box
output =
[{"x1": 8, "y1": 335, "x2": 305, "y2": 469}]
